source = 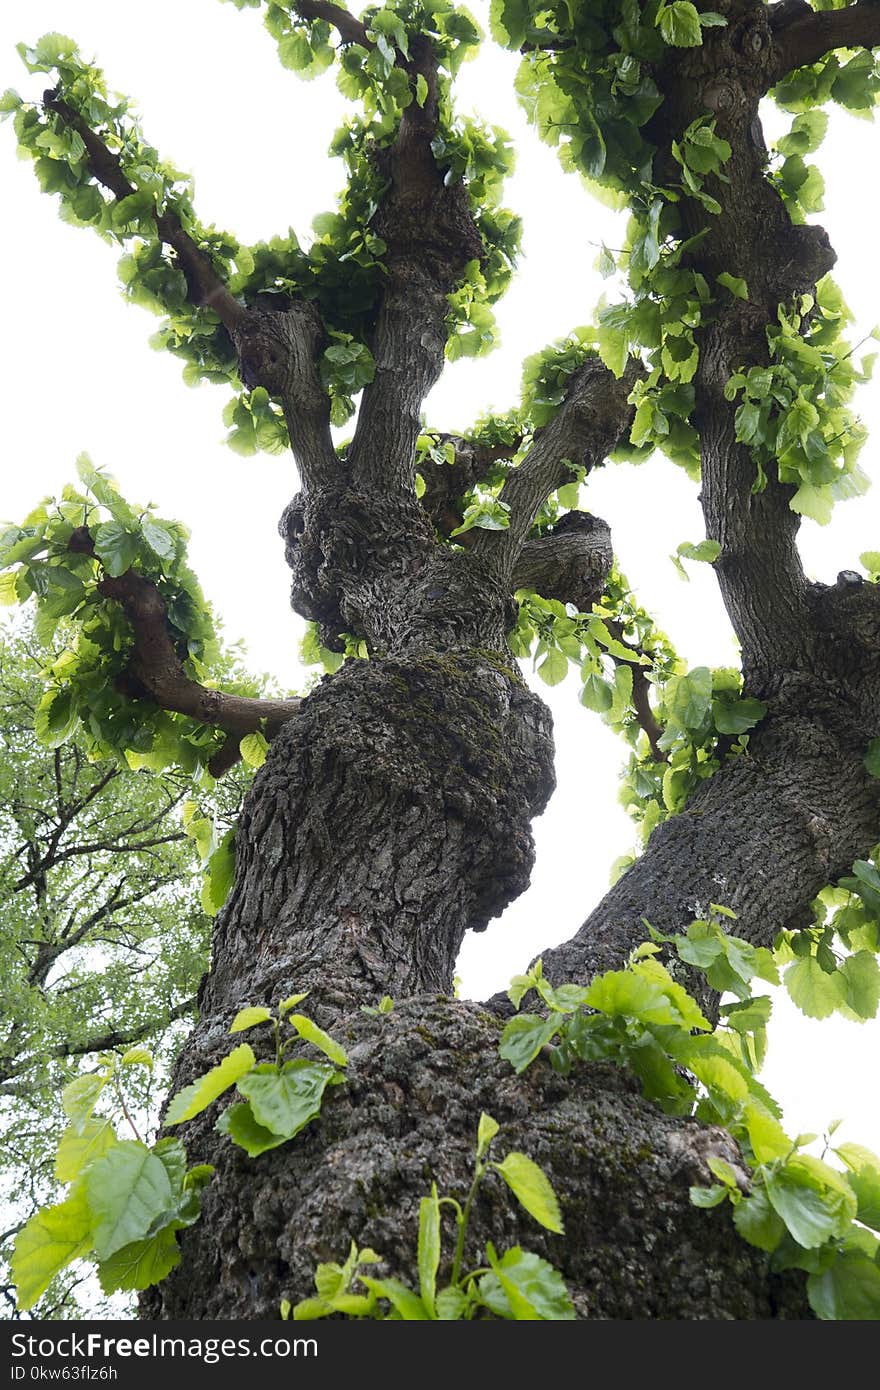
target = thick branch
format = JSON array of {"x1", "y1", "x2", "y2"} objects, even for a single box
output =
[
  {"x1": 294, "y1": 0, "x2": 373, "y2": 47},
  {"x1": 489, "y1": 695, "x2": 880, "y2": 1019},
  {"x1": 68, "y1": 528, "x2": 300, "y2": 755},
  {"x1": 770, "y1": 1, "x2": 880, "y2": 84},
  {"x1": 513, "y1": 512, "x2": 613, "y2": 613},
  {"x1": 695, "y1": 326, "x2": 813, "y2": 691},
  {"x1": 472, "y1": 357, "x2": 639, "y2": 584},
  {"x1": 231, "y1": 301, "x2": 338, "y2": 488},
  {"x1": 346, "y1": 39, "x2": 483, "y2": 490},
  {"x1": 42, "y1": 93, "x2": 245, "y2": 331}
]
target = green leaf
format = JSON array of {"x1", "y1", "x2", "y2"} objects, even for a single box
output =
[
  {"x1": 765, "y1": 1170, "x2": 841, "y2": 1249},
  {"x1": 689, "y1": 1183, "x2": 727, "y2": 1209},
  {"x1": 477, "y1": 1112, "x2": 500, "y2": 1158},
  {"x1": 92, "y1": 521, "x2": 139, "y2": 577},
  {"x1": 859, "y1": 551, "x2": 880, "y2": 576},
  {"x1": 62, "y1": 1074, "x2": 107, "y2": 1129},
  {"x1": 784, "y1": 956, "x2": 842, "y2": 1019},
  {"x1": 537, "y1": 646, "x2": 569, "y2": 686},
  {"x1": 236, "y1": 1059, "x2": 338, "y2": 1138},
  {"x1": 498, "y1": 1014, "x2": 561, "y2": 1074},
  {"x1": 229, "y1": 1006, "x2": 272, "y2": 1034},
  {"x1": 120, "y1": 1047, "x2": 153, "y2": 1070},
  {"x1": 12, "y1": 1186, "x2": 93, "y2": 1311},
  {"x1": 667, "y1": 666, "x2": 713, "y2": 729},
  {"x1": 677, "y1": 539, "x2": 721, "y2": 564},
  {"x1": 835, "y1": 1144, "x2": 880, "y2": 1231},
  {"x1": 587, "y1": 960, "x2": 710, "y2": 1031},
  {"x1": 140, "y1": 518, "x2": 177, "y2": 562},
  {"x1": 164, "y1": 1043, "x2": 256, "y2": 1125},
  {"x1": 712, "y1": 695, "x2": 766, "y2": 735},
  {"x1": 789, "y1": 481, "x2": 833, "y2": 526},
  {"x1": 415, "y1": 73, "x2": 429, "y2": 107},
  {"x1": 579, "y1": 672, "x2": 614, "y2": 713},
  {"x1": 417, "y1": 1184, "x2": 441, "y2": 1316},
  {"x1": 732, "y1": 1185, "x2": 786, "y2": 1252},
  {"x1": 717, "y1": 272, "x2": 748, "y2": 301},
  {"x1": 836, "y1": 950, "x2": 880, "y2": 1019},
  {"x1": 492, "y1": 1153, "x2": 564, "y2": 1234},
  {"x1": 239, "y1": 731, "x2": 269, "y2": 768},
  {"x1": 215, "y1": 1101, "x2": 289, "y2": 1157},
  {"x1": 435, "y1": 1285, "x2": 469, "y2": 1319},
  {"x1": 361, "y1": 1277, "x2": 432, "y2": 1319},
  {"x1": 85, "y1": 1141, "x2": 174, "y2": 1260},
  {"x1": 279, "y1": 992, "x2": 310, "y2": 1013},
  {"x1": 657, "y1": 2, "x2": 704, "y2": 48},
  {"x1": 201, "y1": 829, "x2": 236, "y2": 916},
  {"x1": 481, "y1": 1246, "x2": 575, "y2": 1320},
  {"x1": 54, "y1": 1119, "x2": 117, "y2": 1184},
  {"x1": 287, "y1": 1013, "x2": 348, "y2": 1067},
  {"x1": 808, "y1": 1252, "x2": 880, "y2": 1320},
  {"x1": 97, "y1": 1226, "x2": 181, "y2": 1294}
]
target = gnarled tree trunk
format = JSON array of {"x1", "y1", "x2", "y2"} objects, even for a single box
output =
[{"x1": 138, "y1": 0, "x2": 880, "y2": 1319}]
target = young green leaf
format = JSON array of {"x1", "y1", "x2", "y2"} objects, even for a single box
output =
[
  {"x1": 235, "y1": 1059, "x2": 339, "y2": 1139},
  {"x1": 12, "y1": 1186, "x2": 94, "y2": 1311},
  {"x1": 164, "y1": 1043, "x2": 256, "y2": 1125},
  {"x1": 215, "y1": 1101, "x2": 288, "y2": 1157},
  {"x1": 239, "y1": 731, "x2": 269, "y2": 768},
  {"x1": 417, "y1": 1184, "x2": 441, "y2": 1316},
  {"x1": 85, "y1": 1142, "x2": 174, "y2": 1260},
  {"x1": 492, "y1": 1152, "x2": 564, "y2": 1234},
  {"x1": 54, "y1": 1119, "x2": 117, "y2": 1184},
  {"x1": 229, "y1": 1006, "x2": 272, "y2": 1034},
  {"x1": 477, "y1": 1111, "x2": 500, "y2": 1158},
  {"x1": 286, "y1": 1014, "x2": 348, "y2": 1067}
]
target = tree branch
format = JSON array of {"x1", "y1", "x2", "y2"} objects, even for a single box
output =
[
  {"x1": 47, "y1": 996, "x2": 197, "y2": 1061},
  {"x1": 42, "y1": 92, "x2": 245, "y2": 331},
  {"x1": 605, "y1": 620, "x2": 667, "y2": 763},
  {"x1": 294, "y1": 0, "x2": 373, "y2": 48},
  {"x1": 67, "y1": 527, "x2": 300, "y2": 759},
  {"x1": 471, "y1": 357, "x2": 640, "y2": 585},
  {"x1": 513, "y1": 512, "x2": 614, "y2": 613},
  {"x1": 770, "y1": 1, "x2": 880, "y2": 84},
  {"x1": 346, "y1": 38, "x2": 484, "y2": 491},
  {"x1": 230, "y1": 300, "x2": 339, "y2": 488}
]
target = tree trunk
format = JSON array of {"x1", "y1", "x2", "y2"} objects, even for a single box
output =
[
  {"x1": 138, "y1": 0, "x2": 880, "y2": 1322},
  {"x1": 144, "y1": 642, "x2": 815, "y2": 1320}
]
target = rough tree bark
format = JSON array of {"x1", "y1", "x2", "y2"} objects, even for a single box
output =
[{"x1": 131, "y1": 0, "x2": 880, "y2": 1318}]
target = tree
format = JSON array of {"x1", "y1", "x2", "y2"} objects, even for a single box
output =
[
  {"x1": 3, "y1": 0, "x2": 880, "y2": 1321},
  {"x1": 0, "y1": 615, "x2": 251, "y2": 1317}
]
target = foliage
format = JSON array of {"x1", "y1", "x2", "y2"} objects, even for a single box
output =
[
  {"x1": 501, "y1": 908, "x2": 880, "y2": 1320},
  {"x1": 0, "y1": 459, "x2": 283, "y2": 783},
  {"x1": 0, "y1": 616, "x2": 249, "y2": 1318},
  {"x1": 4, "y1": 0, "x2": 880, "y2": 1324},
  {"x1": 11, "y1": 1050, "x2": 213, "y2": 1311},
  {"x1": 11, "y1": 992, "x2": 347, "y2": 1309},
  {"x1": 168, "y1": 994, "x2": 347, "y2": 1157},
  {"x1": 287, "y1": 1112, "x2": 572, "y2": 1319}
]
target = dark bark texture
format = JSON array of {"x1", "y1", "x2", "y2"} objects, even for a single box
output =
[
  {"x1": 136, "y1": 0, "x2": 880, "y2": 1320},
  {"x1": 145, "y1": 1001, "x2": 807, "y2": 1320}
]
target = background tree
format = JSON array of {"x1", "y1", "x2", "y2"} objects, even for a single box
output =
[
  {"x1": 0, "y1": 615, "x2": 252, "y2": 1318},
  {"x1": 3, "y1": 0, "x2": 880, "y2": 1320}
]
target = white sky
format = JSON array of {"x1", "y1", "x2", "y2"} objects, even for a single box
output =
[{"x1": 0, "y1": 0, "x2": 878, "y2": 1155}]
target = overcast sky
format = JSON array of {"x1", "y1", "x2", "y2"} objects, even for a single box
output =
[{"x1": 1, "y1": 0, "x2": 878, "y2": 1154}]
